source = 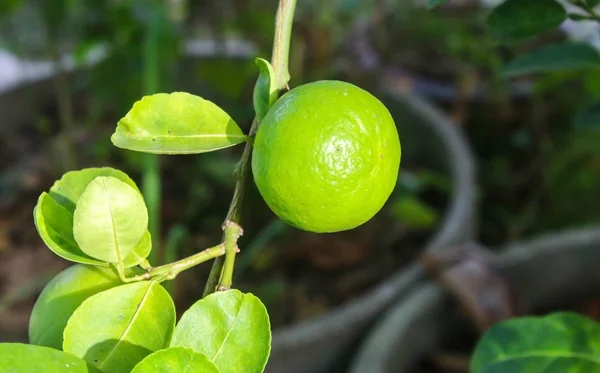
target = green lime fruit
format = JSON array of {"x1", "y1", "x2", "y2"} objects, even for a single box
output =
[
  {"x1": 29, "y1": 264, "x2": 123, "y2": 349},
  {"x1": 252, "y1": 80, "x2": 401, "y2": 233}
]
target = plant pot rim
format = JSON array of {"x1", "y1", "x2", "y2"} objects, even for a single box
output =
[{"x1": 349, "y1": 225, "x2": 600, "y2": 373}]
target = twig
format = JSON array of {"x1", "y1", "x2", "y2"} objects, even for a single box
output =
[
  {"x1": 203, "y1": 0, "x2": 298, "y2": 297},
  {"x1": 118, "y1": 243, "x2": 226, "y2": 283}
]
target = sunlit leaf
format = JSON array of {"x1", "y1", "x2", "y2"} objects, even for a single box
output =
[
  {"x1": 73, "y1": 177, "x2": 148, "y2": 264},
  {"x1": 0, "y1": 343, "x2": 102, "y2": 373},
  {"x1": 29, "y1": 265, "x2": 123, "y2": 350},
  {"x1": 63, "y1": 281, "x2": 176, "y2": 373},
  {"x1": 112, "y1": 92, "x2": 247, "y2": 154},
  {"x1": 131, "y1": 347, "x2": 219, "y2": 373},
  {"x1": 34, "y1": 168, "x2": 150, "y2": 267},
  {"x1": 171, "y1": 289, "x2": 271, "y2": 373},
  {"x1": 471, "y1": 312, "x2": 600, "y2": 373}
]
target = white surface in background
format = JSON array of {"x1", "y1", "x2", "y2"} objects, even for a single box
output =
[
  {"x1": 0, "y1": 39, "x2": 256, "y2": 94},
  {"x1": 0, "y1": 46, "x2": 108, "y2": 93}
]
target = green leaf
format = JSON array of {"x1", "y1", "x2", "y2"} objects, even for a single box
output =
[
  {"x1": 428, "y1": 0, "x2": 448, "y2": 9},
  {"x1": 0, "y1": 343, "x2": 103, "y2": 373},
  {"x1": 35, "y1": 168, "x2": 150, "y2": 267},
  {"x1": 29, "y1": 265, "x2": 123, "y2": 350},
  {"x1": 49, "y1": 168, "x2": 141, "y2": 211},
  {"x1": 124, "y1": 230, "x2": 152, "y2": 268},
  {"x1": 471, "y1": 312, "x2": 600, "y2": 373},
  {"x1": 253, "y1": 58, "x2": 278, "y2": 122},
  {"x1": 63, "y1": 281, "x2": 176, "y2": 373},
  {"x1": 170, "y1": 289, "x2": 271, "y2": 373},
  {"x1": 390, "y1": 195, "x2": 438, "y2": 229},
  {"x1": 574, "y1": 102, "x2": 600, "y2": 130},
  {"x1": 131, "y1": 347, "x2": 220, "y2": 373},
  {"x1": 568, "y1": 13, "x2": 594, "y2": 21},
  {"x1": 73, "y1": 177, "x2": 148, "y2": 264},
  {"x1": 487, "y1": 0, "x2": 567, "y2": 43},
  {"x1": 501, "y1": 43, "x2": 600, "y2": 77},
  {"x1": 112, "y1": 92, "x2": 247, "y2": 154}
]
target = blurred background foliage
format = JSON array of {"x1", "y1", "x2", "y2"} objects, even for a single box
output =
[{"x1": 0, "y1": 0, "x2": 599, "y2": 340}]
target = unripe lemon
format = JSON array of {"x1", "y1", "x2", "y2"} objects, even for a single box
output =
[{"x1": 252, "y1": 80, "x2": 401, "y2": 233}]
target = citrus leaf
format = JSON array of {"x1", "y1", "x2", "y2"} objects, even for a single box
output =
[
  {"x1": 29, "y1": 265, "x2": 123, "y2": 350},
  {"x1": 253, "y1": 58, "x2": 278, "y2": 122},
  {"x1": 34, "y1": 168, "x2": 150, "y2": 267},
  {"x1": 112, "y1": 92, "x2": 248, "y2": 154},
  {"x1": 131, "y1": 347, "x2": 219, "y2": 373},
  {"x1": 63, "y1": 281, "x2": 176, "y2": 373},
  {"x1": 0, "y1": 343, "x2": 103, "y2": 373},
  {"x1": 390, "y1": 195, "x2": 438, "y2": 229},
  {"x1": 428, "y1": 0, "x2": 448, "y2": 9},
  {"x1": 73, "y1": 177, "x2": 148, "y2": 264},
  {"x1": 471, "y1": 312, "x2": 600, "y2": 373},
  {"x1": 35, "y1": 193, "x2": 105, "y2": 266},
  {"x1": 170, "y1": 289, "x2": 271, "y2": 373},
  {"x1": 487, "y1": 0, "x2": 567, "y2": 43},
  {"x1": 123, "y1": 230, "x2": 152, "y2": 268},
  {"x1": 49, "y1": 168, "x2": 141, "y2": 212},
  {"x1": 501, "y1": 43, "x2": 600, "y2": 77}
]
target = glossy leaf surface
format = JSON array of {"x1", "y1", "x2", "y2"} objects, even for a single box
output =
[
  {"x1": 0, "y1": 343, "x2": 102, "y2": 373},
  {"x1": 171, "y1": 289, "x2": 271, "y2": 373},
  {"x1": 29, "y1": 264, "x2": 122, "y2": 350},
  {"x1": 63, "y1": 281, "x2": 176, "y2": 373},
  {"x1": 471, "y1": 312, "x2": 600, "y2": 373},
  {"x1": 487, "y1": 0, "x2": 567, "y2": 42},
  {"x1": 34, "y1": 168, "x2": 150, "y2": 267},
  {"x1": 112, "y1": 92, "x2": 247, "y2": 154},
  {"x1": 501, "y1": 43, "x2": 600, "y2": 77},
  {"x1": 73, "y1": 177, "x2": 148, "y2": 264},
  {"x1": 131, "y1": 347, "x2": 219, "y2": 373}
]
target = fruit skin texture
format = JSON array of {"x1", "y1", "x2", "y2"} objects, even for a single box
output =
[{"x1": 252, "y1": 80, "x2": 401, "y2": 233}]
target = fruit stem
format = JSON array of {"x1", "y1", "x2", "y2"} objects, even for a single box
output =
[
  {"x1": 271, "y1": 0, "x2": 297, "y2": 91},
  {"x1": 203, "y1": 0, "x2": 298, "y2": 297}
]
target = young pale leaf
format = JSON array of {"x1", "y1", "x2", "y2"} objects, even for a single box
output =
[
  {"x1": 0, "y1": 343, "x2": 103, "y2": 373},
  {"x1": 29, "y1": 265, "x2": 123, "y2": 350},
  {"x1": 73, "y1": 177, "x2": 148, "y2": 264},
  {"x1": 63, "y1": 281, "x2": 176, "y2": 373},
  {"x1": 131, "y1": 347, "x2": 219, "y2": 373},
  {"x1": 487, "y1": 0, "x2": 567, "y2": 43},
  {"x1": 170, "y1": 289, "x2": 271, "y2": 373},
  {"x1": 112, "y1": 92, "x2": 248, "y2": 154},
  {"x1": 253, "y1": 58, "x2": 278, "y2": 122},
  {"x1": 123, "y1": 230, "x2": 152, "y2": 268},
  {"x1": 34, "y1": 168, "x2": 150, "y2": 267},
  {"x1": 501, "y1": 43, "x2": 600, "y2": 77},
  {"x1": 49, "y1": 167, "x2": 141, "y2": 211},
  {"x1": 471, "y1": 312, "x2": 600, "y2": 373}
]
